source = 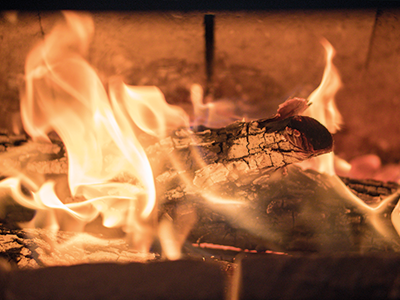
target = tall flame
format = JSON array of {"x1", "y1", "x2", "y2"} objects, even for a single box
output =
[
  {"x1": 301, "y1": 38, "x2": 343, "y2": 175},
  {"x1": 301, "y1": 39, "x2": 400, "y2": 241},
  {"x1": 305, "y1": 38, "x2": 343, "y2": 134},
  {"x1": 4, "y1": 11, "x2": 188, "y2": 252}
]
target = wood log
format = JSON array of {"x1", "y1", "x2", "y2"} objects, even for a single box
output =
[
  {"x1": 1, "y1": 168, "x2": 399, "y2": 268},
  {"x1": 5, "y1": 260, "x2": 225, "y2": 300},
  {"x1": 160, "y1": 165, "x2": 400, "y2": 254},
  {"x1": 0, "y1": 223, "x2": 157, "y2": 269},
  {"x1": 148, "y1": 111, "x2": 333, "y2": 191},
  {"x1": 1, "y1": 99, "x2": 400, "y2": 267}
]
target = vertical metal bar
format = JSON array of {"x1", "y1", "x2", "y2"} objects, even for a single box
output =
[
  {"x1": 364, "y1": 8, "x2": 382, "y2": 71},
  {"x1": 204, "y1": 14, "x2": 215, "y2": 98}
]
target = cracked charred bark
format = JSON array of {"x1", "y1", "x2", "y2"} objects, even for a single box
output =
[
  {"x1": 148, "y1": 114, "x2": 332, "y2": 191},
  {"x1": 1, "y1": 101, "x2": 399, "y2": 265},
  {"x1": 160, "y1": 165, "x2": 400, "y2": 254}
]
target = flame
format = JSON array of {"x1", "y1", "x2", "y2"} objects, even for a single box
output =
[
  {"x1": 3, "y1": 12, "x2": 400, "y2": 260},
  {"x1": 112, "y1": 80, "x2": 188, "y2": 138},
  {"x1": 300, "y1": 39, "x2": 400, "y2": 241},
  {"x1": 158, "y1": 205, "x2": 197, "y2": 260},
  {"x1": 0, "y1": 11, "x2": 189, "y2": 254},
  {"x1": 190, "y1": 84, "x2": 242, "y2": 128},
  {"x1": 305, "y1": 38, "x2": 343, "y2": 133},
  {"x1": 300, "y1": 39, "x2": 342, "y2": 175}
]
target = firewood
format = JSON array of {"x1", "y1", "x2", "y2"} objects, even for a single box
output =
[
  {"x1": 0, "y1": 166, "x2": 399, "y2": 267},
  {"x1": 148, "y1": 114, "x2": 333, "y2": 191},
  {"x1": 1, "y1": 167, "x2": 400, "y2": 268},
  {"x1": 1, "y1": 98, "x2": 399, "y2": 265},
  {"x1": 339, "y1": 176, "x2": 399, "y2": 204},
  {"x1": 160, "y1": 165, "x2": 400, "y2": 253},
  {"x1": 0, "y1": 223, "x2": 157, "y2": 268}
]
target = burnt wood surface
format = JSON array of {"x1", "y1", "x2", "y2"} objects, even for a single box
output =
[
  {"x1": 162, "y1": 165, "x2": 400, "y2": 254},
  {"x1": 0, "y1": 113, "x2": 400, "y2": 267},
  {"x1": 147, "y1": 98, "x2": 332, "y2": 192},
  {"x1": 1, "y1": 165, "x2": 399, "y2": 268},
  {"x1": 148, "y1": 114, "x2": 333, "y2": 191}
]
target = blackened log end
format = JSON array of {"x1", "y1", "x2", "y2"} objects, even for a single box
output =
[
  {"x1": 285, "y1": 116, "x2": 333, "y2": 154},
  {"x1": 257, "y1": 115, "x2": 333, "y2": 155}
]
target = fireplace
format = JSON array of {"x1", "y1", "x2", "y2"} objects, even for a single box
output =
[
  {"x1": 1, "y1": 8, "x2": 400, "y2": 167},
  {"x1": 1, "y1": 5, "x2": 400, "y2": 300}
]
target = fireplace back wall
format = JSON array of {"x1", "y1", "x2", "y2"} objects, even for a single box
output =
[{"x1": 1, "y1": 9, "x2": 400, "y2": 164}]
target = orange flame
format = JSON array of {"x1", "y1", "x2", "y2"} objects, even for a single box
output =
[
  {"x1": 305, "y1": 38, "x2": 343, "y2": 133},
  {"x1": 300, "y1": 39, "x2": 342, "y2": 175},
  {"x1": 300, "y1": 39, "x2": 400, "y2": 240},
  {"x1": 2, "y1": 11, "x2": 188, "y2": 253}
]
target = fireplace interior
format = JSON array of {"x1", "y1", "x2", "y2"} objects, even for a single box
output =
[
  {"x1": 1, "y1": 9, "x2": 400, "y2": 166},
  {"x1": 1, "y1": 5, "x2": 400, "y2": 300}
]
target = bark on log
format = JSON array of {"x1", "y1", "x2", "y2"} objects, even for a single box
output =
[
  {"x1": 1, "y1": 168, "x2": 399, "y2": 268},
  {"x1": 1, "y1": 102, "x2": 400, "y2": 267},
  {"x1": 0, "y1": 224, "x2": 157, "y2": 269},
  {"x1": 160, "y1": 165, "x2": 400, "y2": 254},
  {"x1": 148, "y1": 114, "x2": 333, "y2": 191}
]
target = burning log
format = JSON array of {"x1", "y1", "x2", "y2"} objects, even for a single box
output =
[
  {"x1": 160, "y1": 165, "x2": 400, "y2": 254},
  {"x1": 2, "y1": 169, "x2": 399, "y2": 268},
  {"x1": 4, "y1": 260, "x2": 225, "y2": 300},
  {"x1": 148, "y1": 98, "x2": 333, "y2": 190},
  {"x1": 141, "y1": 99, "x2": 400, "y2": 253},
  {"x1": 1, "y1": 100, "x2": 400, "y2": 265},
  {"x1": 1, "y1": 96, "x2": 400, "y2": 266}
]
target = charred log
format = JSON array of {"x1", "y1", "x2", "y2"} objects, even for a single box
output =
[
  {"x1": 234, "y1": 253, "x2": 400, "y2": 300},
  {"x1": 339, "y1": 176, "x2": 399, "y2": 204},
  {"x1": 160, "y1": 165, "x2": 400, "y2": 253},
  {"x1": 1, "y1": 168, "x2": 399, "y2": 268},
  {"x1": 0, "y1": 103, "x2": 400, "y2": 266},
  {"x1": 148, "y1": 115, "x2": 333, "y2": 191}
]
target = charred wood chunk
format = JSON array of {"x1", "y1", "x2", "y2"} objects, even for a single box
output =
[
  {"x1": 0, "y1": 224, "x2": 37, "y2": 269},
  {"x1": 340, "y1": 176, "x2": 399, "y2": 204},
  {"x1": 0, "y1": 133, "x2": 27, "y2": 149}
]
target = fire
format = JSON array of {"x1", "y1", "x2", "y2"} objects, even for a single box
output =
[
  {"x1": 0, "y1": 11, "x2": 188, "y2": 255},
  {"x1": 302, "y1": 39, "x2": 400, "y2": 240},
  {"x1": 1, "y1": 11, "x2": 400, "y2": 265},
  {"x1": 300, "y1": 38, "x2": 342, "y2": 175}
]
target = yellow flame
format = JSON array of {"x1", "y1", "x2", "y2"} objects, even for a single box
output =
[
  {"x1": 111, "y1": 78, "x2": 188, "y2": 138},
  {"x1": 0, "y1": 11, "x2": 190, "y2": 253},
  {"x1": 300, "y1": 38, "x2": 342, "y2": 175},
  {"x1": 305, "y1": 38, "x2": 343, "y2": 133},
  {"x1": 300, "y1": 39, "x2": 400, "y2": 241}
]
